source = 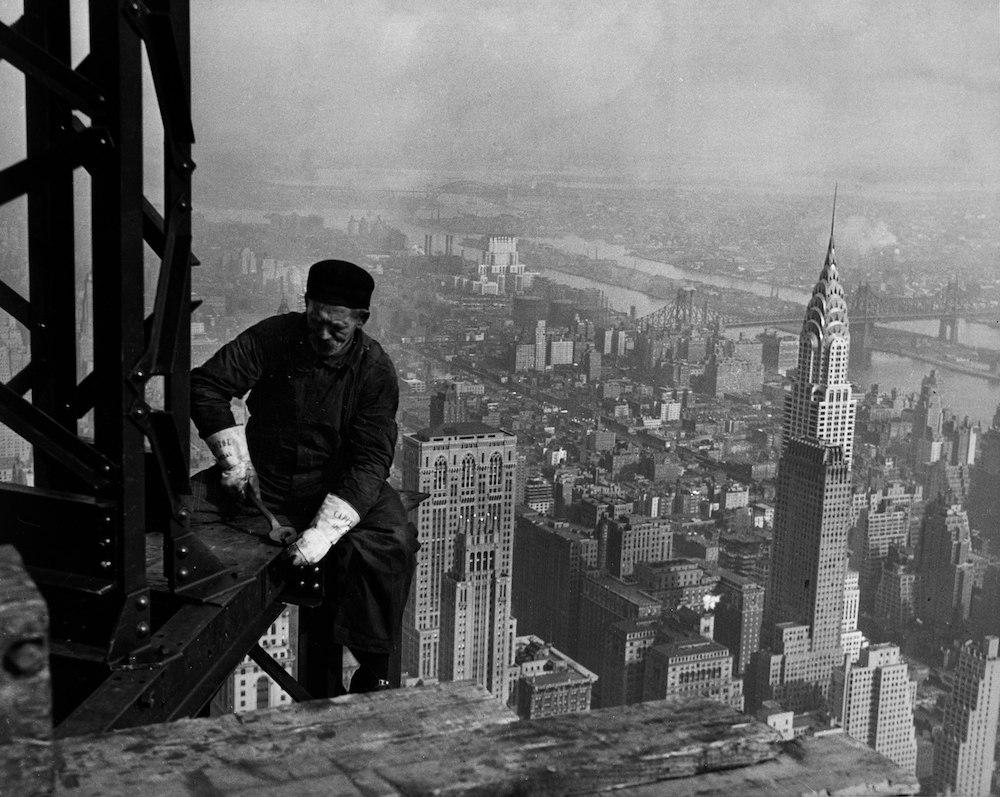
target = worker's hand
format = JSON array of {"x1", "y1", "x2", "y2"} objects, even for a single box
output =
[
  {"x1": 288, "y1": 494, "x2": 359, "y2": 566},
  {"x1": 205, "y1": 425, "x2": 259, "y2": 502}
]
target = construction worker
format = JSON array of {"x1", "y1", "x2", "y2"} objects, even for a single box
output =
[{"x1": 190, "y1": 259, "x2": 417, "y2": 695}]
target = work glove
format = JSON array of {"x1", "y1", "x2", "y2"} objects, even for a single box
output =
[
  {"x1": 205, "y1": 425, "x2": 259, "y2": 502},
  {"x1": 288, "y1": 494, "x2": 359, "y2": 566}
]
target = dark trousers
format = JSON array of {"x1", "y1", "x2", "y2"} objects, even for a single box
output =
[{"x1": 191, "y1": 470, "x2": 418, "y2": 696}]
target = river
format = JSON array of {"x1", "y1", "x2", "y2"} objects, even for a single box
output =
[
  {"x1": 530, "y1": 238, "x2": 1000, "y2": 423},
  {"x1": 205, "y1": 207, "x2": 1000, "y2": 425}
]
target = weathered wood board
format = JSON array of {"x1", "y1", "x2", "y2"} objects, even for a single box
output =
[{"x1": 2, "y1": 681, "x2": 919, "y2": 796}]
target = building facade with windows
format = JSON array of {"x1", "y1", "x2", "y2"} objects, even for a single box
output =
[{"x1": 401, "y1": 423, "x2": 518, "y2": 696}]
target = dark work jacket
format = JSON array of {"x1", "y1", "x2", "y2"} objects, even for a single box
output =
[
  {"x1": 191, "y1": 313, "x2": 416, "y2": 652},
  {"x1": 190, "y1": 312, "x2": 398, "y2": 519}
]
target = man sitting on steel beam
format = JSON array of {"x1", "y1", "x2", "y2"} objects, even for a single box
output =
[{"x1": 189, "y1": 259, "x2": 418, "y2": 696}]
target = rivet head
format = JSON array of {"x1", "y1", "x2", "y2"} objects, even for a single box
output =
[
  {"x1": 136, "y1": 622, "x2": 150, "y2": 637},
  {"x1": 177, "y1": 509, "x2": 189, "y2": 520},
  {"x1": 177, "y1": 545, "x2": 188, "y2": 558},
  {"x1": 178, "y1": 567, "x2": 189, "y2": 579},
  {"x1": 136, "y1": 596, "x2": 149, "y2": 608},
  {"x1": 100, "y1": 560, "x2": 112, "y2": 570},
  {"x1": 99, "y1": 537, "x2": 112, "y2": 547},
  {"x1": 102, "y1": 465, "x2": 111, "y2": 473},
  {"x1": 135, "y1": 370, "x2": 144, "y2": 379},
  {"x1": 36, "y1": 322, "x2": 46, "y2": 331},
  {"x1": 104, "y1": 515, "x2": 112, "y2": 524},
  {"x1": 3, "y1": 640, "x2": 46, "y2": 677},
  {"x1": 298, "y1": 580, "x2": 306, "y2": 588},
  {"x1": 312, "y1": 583, "x2": 320, "y2": 591}
]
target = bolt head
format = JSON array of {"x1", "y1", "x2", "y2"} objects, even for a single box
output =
[{"x1": 3, "y1": 640, "x2": 46, "y2": 678}]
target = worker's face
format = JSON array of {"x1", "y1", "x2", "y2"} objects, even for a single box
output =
[{"x1": 305, "y1": 300, "x2": 367, "y2": 357}]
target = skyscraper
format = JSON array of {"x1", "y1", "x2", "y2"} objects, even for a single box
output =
[
  {"x1": 917, "y1": 496, "x2": 974, "y2": 630},
  {"x1": 932, "y1": 636, "x2": 1000, "y2": 796},
  {"x1": 714, "y1": 569, "x2": 764, "y2": 677},
  {"x1": 750, "y1": 200, "x2": 857, "y2": 712},
  {"x1": 831, "y1": 643, "x2": 917, "y2": 773},
  {"x1": 854, "y1": 489, "x2": 914, "y2": 611},
  {"x1": 781, "y1": 203, "x2": 857, "y2": 468},
  {"x1": 439, "y1": 513, "x2": 517, "y2": 702},
  {"x1": 400, "y1": 422, "x2": 518, "y2": 695},
  {"x1": 512, "y1": 514, "x2": 598, "y2": 659}
]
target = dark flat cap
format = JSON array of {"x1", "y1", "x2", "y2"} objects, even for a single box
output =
[{"x1": 305, "y1": 259, "x2": 374, "y2": 309}]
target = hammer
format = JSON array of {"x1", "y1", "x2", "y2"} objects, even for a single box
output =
[{"x1": 247, "y1": 489, "x2": 298, "y2": 544}]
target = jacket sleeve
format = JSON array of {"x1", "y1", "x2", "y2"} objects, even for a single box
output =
[
  {"x1": 330, "y1": 352, "x2": 399, "y2": 518},
  {"x1": 190, "y1": 323, "x2": 266, "y2": 438}
]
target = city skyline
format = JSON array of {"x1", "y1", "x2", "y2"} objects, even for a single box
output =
[{"x1": 4, "y1": 3, "x2": 1000, "y2": 791}]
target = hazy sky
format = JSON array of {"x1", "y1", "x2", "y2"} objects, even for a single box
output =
[{"x1": 2, "y1": 1, "x2": 998, "y2": 188}]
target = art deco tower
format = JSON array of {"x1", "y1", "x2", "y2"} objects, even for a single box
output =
[
  {"x1": 783, "y1": 193, "x2": 857, "y2": 467},
  {"x1": 750, "y1": 196, "x2": 860, "y2": 713},
  {"x1": 400, "y1": 423, "x2": 517, "y2": 698}
]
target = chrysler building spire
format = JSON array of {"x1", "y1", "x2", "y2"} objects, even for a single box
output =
[{"x1": 783, "y1": 189, "x2": 857, "y2": 467}]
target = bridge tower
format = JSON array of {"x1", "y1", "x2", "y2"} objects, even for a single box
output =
[
  {"x1": 851, "y1": 282, "x2": 875, "y2": 369},
  {"x1": 674, "y1": 287, "x2": 694, "y2": 329},
  {"x1": 938, "y1": 281, "x2": 960, "y2": 344}
]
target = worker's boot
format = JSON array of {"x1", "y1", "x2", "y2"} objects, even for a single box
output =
[{"x1": 348, "y1": 649, "x2": 391, "y2": 693}]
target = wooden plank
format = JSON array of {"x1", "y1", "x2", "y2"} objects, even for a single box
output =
[
  {"x1": 53, "y1": 682, "x2": 515, "y2": 795},
  {"x1": 625, "y1": 733, "x2": 920, "y2": 796},
  {"x1": 0, "y1": 545, "x2": 54, "y2": 795},
  {"x1": 52, "y1": 685, "x2": 782, "y2": 795},
  {"x1": 6, "y1": 681, "x2": 915, "y2": 795},
  {"x1": 372, "y1": 696, "x2": 782, "y2": 795}
]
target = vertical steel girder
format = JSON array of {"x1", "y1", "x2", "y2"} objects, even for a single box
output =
[{"x1": 0, "y1": 0, "x2": 236, "y2": 672}]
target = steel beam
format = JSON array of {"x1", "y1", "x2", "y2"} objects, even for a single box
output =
[
  {"x1": 86, "y1": 1, "x2": 148, "y2": 612},
  {"x1": 55, "y1": 550, "x2": 291, "y2": 736},
  {"x1": 24, "y1": 0, "x2": 78, "y2": 488},
  {"x1": 247, "y1": 643, "x2": 313, "y2": 703},
  {"x1": 0, "y1": 18, "x2": 105, "y2": 115}
]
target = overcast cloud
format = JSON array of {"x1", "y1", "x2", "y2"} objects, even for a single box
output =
[{"x1": 2, "y1": 0, "x2": 998, "y2": 188}]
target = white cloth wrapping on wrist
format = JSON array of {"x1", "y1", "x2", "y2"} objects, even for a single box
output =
[
  {"x1": 289, "y1": 494, "x2": 360, "y2": 565},
  {"x1": 205, "y1": 425, "x2": 257, "y2": 495}
]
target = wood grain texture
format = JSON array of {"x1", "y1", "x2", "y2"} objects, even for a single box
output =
[
  {"x1": 2, "y1": 681, "x2": 918, "y2": 795},
  {"x1": 0, "y1": 544, "x2": 54, "y2": 795}
]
